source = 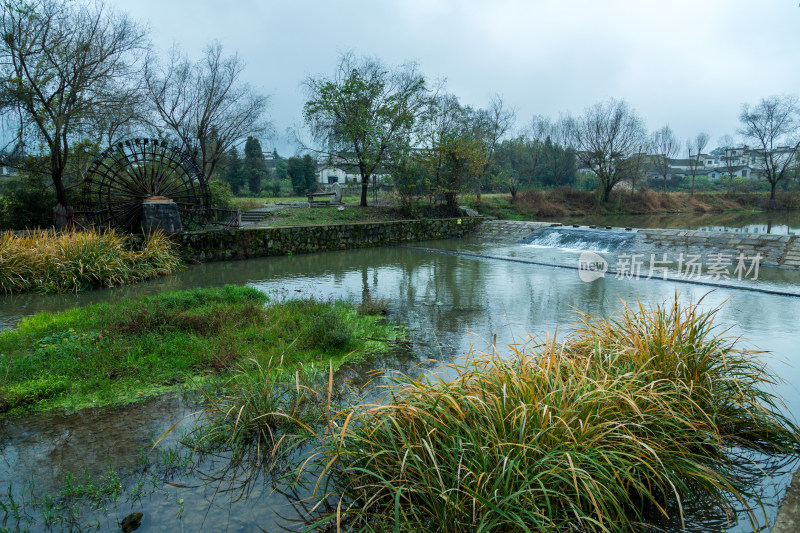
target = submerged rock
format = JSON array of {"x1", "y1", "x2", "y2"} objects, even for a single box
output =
[{"x1": 119, "y1": 512, "x2": 143, "y2": 532}]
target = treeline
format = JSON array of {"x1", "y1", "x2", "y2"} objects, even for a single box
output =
[
  {"x1": 214, "y1": 136, "x2": 319, "y2": 197},
  {"x1": 2, "y1": 0, "x2": 799, "y2": 225}
]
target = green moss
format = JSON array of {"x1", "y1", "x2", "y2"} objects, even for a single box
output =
[{"x1": 0, "y1": 286, "x2": 405, "y2": 417}]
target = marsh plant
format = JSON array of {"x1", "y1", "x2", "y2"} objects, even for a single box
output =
[
  {"x1": 174, "y1": 297, "x2": 401, "y2": 460},
  {"x1": 297, "y1": 296, "x2": 800, "y2": 532},
  {"x1": 0, "y1": 286, "x2": 402, "y2": 416},
  {"x1": 0, "y1": 228, "x2": 182, "y2": 293}
]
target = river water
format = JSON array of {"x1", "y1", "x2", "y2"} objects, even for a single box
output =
[{"x1": 2, "y1": 229, "x2": 800, "y2": 531}]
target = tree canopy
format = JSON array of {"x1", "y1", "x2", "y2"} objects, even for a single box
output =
[
  {"x1": 303, "y1": 52, "x2": 430, "y2": 207},
  {"x1": 569, "y1": 99, "x2": 647, "y2": 201},
  {"x1": 144, "y1": 42, "x2": 271, "y2": 182},
  {"x1": 0, "y1": 0, "x2": 147, "y2": 207},
  {"x1": 739, "y1": 95, "x2": 800, "y2": 201}
]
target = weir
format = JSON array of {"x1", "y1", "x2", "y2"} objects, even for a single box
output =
[
  {"x1": 519, "y1": 226, "x2": 638, "y2": 252},
  {"x1": 473, "y1": 220, "x2": 800, "y2": 269}
]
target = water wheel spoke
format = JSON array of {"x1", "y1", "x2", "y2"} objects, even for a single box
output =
[{"x1": 81, "y1": 139, "x2": 207, "y2": 231}]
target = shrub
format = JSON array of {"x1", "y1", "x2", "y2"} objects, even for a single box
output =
[
  {"x1": 0, "y1": 174, "x2": 57, "y2": 230},
  {"x1": 207, "y1": 178, "x2": 234, "y2": 208}
]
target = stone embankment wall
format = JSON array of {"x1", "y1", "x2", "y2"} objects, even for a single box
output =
[
  {"x1": 173, "y1": 218, "x2": 483, "y2": 262},
  {"x1": 637, "y1": 229, "x2": 800, "y2": 268},
  {"x1": 470, "y1": 220, "x2": 555, "y2": 241}
]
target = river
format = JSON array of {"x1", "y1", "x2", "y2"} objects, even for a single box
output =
[{"x1": 2, "y1": 227, "x2": 800, "y2": 531}]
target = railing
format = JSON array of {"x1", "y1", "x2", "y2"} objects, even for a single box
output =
[{"x1": 202, "y1": 207, "x2": 240, "y2": 230}]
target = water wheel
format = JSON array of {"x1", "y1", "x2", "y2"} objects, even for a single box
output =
[{"x1": 81, "y1": 139, "x2": 208, "y2": 232}]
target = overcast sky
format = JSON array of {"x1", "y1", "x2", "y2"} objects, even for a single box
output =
[{"x1": 107, "y1": 0, "x2": 800, "y2": 155}]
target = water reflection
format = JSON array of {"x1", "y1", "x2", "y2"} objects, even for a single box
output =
[{"x1": 2, "y1": 240, "x2": 800, "y2": 531}]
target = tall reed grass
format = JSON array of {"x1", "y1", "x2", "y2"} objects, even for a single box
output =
[
  {"x1": 0, "y1": 229, "x2": 182, "y2": 293},
  {"x1": 302, "y1": 297, "x2": 800, "y2": 532}
]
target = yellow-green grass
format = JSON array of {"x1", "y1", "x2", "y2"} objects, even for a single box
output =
[
  {"x1": 304, "y1": 296, "x2": 800, "y2": 532},
  {"x1": 0, "y1": 228, "x2": 181, "y2": 293},
  {"x1": 0, "y1": 286, "x2": 404, "y2": 417}
]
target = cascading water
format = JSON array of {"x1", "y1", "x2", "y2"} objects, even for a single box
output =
[{"x1": 519, "y1": 226, "x2": 638, "y2": 253}]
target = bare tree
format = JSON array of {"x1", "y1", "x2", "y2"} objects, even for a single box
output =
[
  {"x1": 718, "y1": 134, "x2": 739, "y2": 193},
  {"x1": 472, "y1": 95, "x2": 515, "y2": 202},
  {"x1": 145, "y1": 42, "x2": 271, "y2": 182},
  {"x1": 739, "y1": 94, "x2": 800, "y2": 201},
  {"x1": 568, "y1": 99, "x2": 647, "y2": 202},
  {"x1": 619, "y1": 145, "x2": 649, "y2": 195},
  {"x1": 686, "y1": 132, "x2": 710, "y2": 194},
  {"x1": 650, "y1": 125, "x2": 681, "y2": 192},
  {"x1": 0, "y1": 0, "x2": 148, "y2": 208}
]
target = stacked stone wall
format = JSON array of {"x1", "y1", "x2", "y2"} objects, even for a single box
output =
[
  {"x1": 637, "y1": 229, "x2": 794, "y2": 267},
  {"x1": 172, "y1": 217, "x2": 483, "y2": 263},
  {"x1": 470, "y1": 220, "x2": 555, "y2": 241}
]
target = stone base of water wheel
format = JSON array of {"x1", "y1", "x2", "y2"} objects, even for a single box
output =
[{"x1": 142, "y1": 197, "x2": 182, "y2": 234}]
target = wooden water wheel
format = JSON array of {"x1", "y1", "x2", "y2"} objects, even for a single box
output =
[{"x1": 81, "y1": 139, "x2": 208, "y2": 232}]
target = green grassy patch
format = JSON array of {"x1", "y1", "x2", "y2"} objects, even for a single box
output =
[
  {"x1": 0, "y1": 286, "x2": 404, "y2": 417},
  {"x1": 261, "y1": 205, "x2": 410, "y2": 226}
]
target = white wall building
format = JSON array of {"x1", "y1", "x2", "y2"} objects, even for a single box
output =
[{"x1": 316, "y1": 154, "x2": 390, "y2": 186}]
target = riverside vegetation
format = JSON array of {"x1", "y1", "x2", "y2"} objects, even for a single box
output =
[
  {"x1": 284, "y1": 297, "x2": 800, "y2": 532},
  {"x1": 3, "y1": 289, "x2": 799, "y2": 532},
  {"x1": 0, "y1": 229, "x2": 182, "y2": 293},
  {"x1": 465, "y1": 189, "x2": 800, "y2": 220},
  {"x1": 0, "y1": 286, "x2": 403, "y2": 416}
]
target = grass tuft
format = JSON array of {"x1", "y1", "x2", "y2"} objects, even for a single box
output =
[
  {"x1": 302, "y1": 296, "x2": 800, "y2": 532},
  {"x1": 0, "y1": 228, "x2": 182, "y2": 293}
]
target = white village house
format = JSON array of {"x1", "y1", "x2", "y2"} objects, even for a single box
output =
[{"x1": 315, "y1": 153, "x2": 390, "y2": 186}]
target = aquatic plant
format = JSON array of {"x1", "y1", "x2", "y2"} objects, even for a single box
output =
[
  {"x1": 0, "y1": 287, "x2": 403, "y2": 420},
  {"x1": 0, "y1": 228, "x2": 182, "y2": 293},
  {"x1": 301, "y1": 297, "x2": 800, "y2": 532},
  {"x1": 171, "y1": 298, "x2": 404, "y2": 457}
]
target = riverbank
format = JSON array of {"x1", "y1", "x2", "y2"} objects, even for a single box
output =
[
  {"x1": 295, "y1": 298, "x2": 800, "y2": 531},
  {"x1": 0, "y1": 229, "x2": 182, "y2": 294},
  {"x1": 0, "y1": 286, "x2": 403, "y2": 417},
  {"x1": 465, "y1": 189, "x2": 800, "y2": 220}
]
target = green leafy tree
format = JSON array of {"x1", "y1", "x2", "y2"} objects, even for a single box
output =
[
  {"x1": 273, "y1": 150, "x2": 288, "y2": 180},
  {"x1": 303, "y1": 52, "x2": 430, "y2": 207},
  {"x1": 493, "y1": 136, "x2": 544, "y2": 191},
  {"x1": 0, "y1": 0, "x2": 147, "y2": 209},
  {"x1": 288, "y1": 155, "x2": 318, "y2": 195},
  {"x1": 416, "y1": 94, "x2": 488, "y2": 212},
  {"x1": 302, "y1": 154, "x2": 318, "y2": 193},
  {"x1": 243, "y1": 137, "x2": 268, "y2": 194},
  {"x1": 288, "y1": 156, "x2": 305, "y2": 194},
  {"x1": 223, "y1": 146, "x2": 245, "y2": 194}
]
